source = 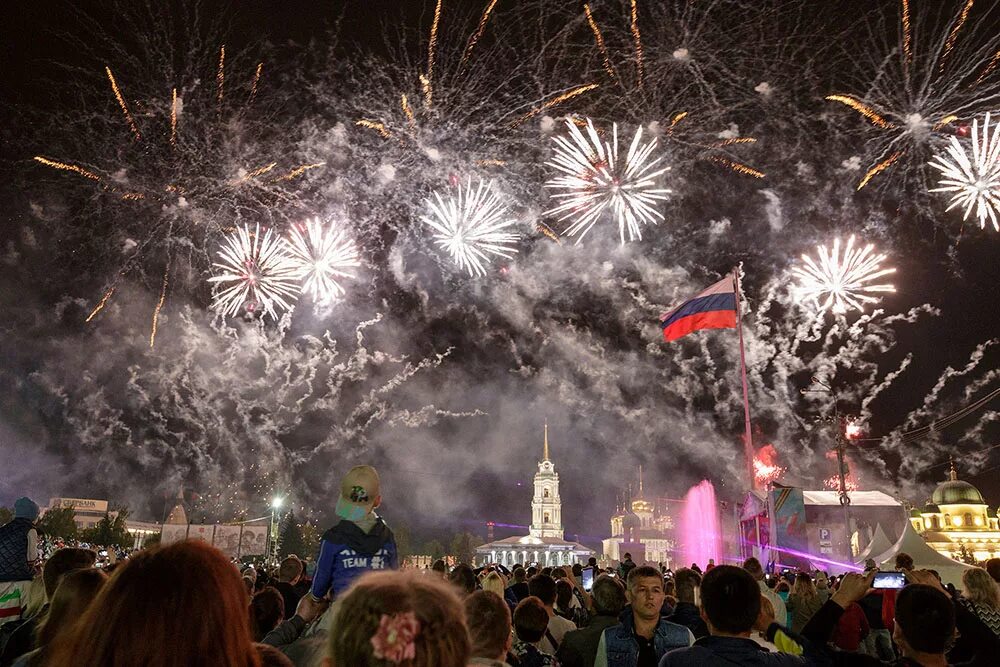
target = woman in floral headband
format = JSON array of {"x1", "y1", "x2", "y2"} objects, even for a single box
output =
[{"x1": 326, "y1": 570, "x2": 470, "y2": 667}]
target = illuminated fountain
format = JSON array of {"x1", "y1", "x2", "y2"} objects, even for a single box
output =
[{"x1": 678, "y1": 480, "x2": 722, "y2": 569}]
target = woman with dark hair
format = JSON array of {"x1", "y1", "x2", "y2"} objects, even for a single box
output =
[
  {"x1": 12, "y1": 568, "x2": 107, "y2": 667},
  {"x1": 250, "y1": 587, "x2": 286, "y2": 642},
  {"x1": 45, "y1": 540, "x2": 264, "y2": 667}
]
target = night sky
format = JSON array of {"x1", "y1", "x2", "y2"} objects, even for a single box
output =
[{"x1": 1, "y1": 0, "x2": 998, "y2": 548}]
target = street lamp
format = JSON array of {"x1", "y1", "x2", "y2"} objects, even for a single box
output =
[
  {"x1": 803, "y1": 378, "x2": 858, "y2": 561},
  {"x1": 268, "y1": 497, "x2": 284, "y2": 567}
]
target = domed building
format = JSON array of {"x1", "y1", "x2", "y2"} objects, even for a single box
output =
[
  {"x1": 602, "y1": 467, "x2": 675, "y2": 566},
  {"x1": 910, "y1": 462, "x2": 1000, "y2": 562}
]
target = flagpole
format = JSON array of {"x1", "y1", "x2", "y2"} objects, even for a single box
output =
[{"x1": 733, "y1": 267, "x2": 756, "y2": 490}]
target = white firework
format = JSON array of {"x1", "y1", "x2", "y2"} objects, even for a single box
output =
[
  {"x1": 208, "y1": 224, "x2": 299, "y2": 320},
  {"x1": 287, "y1": 217, "x2": 361, "y2": 303},
  {"x1": 420, "y1": 178, "x2": 519, "y2": 277},
  {"x1": 791, "y1": 235, "x2": 896, "y2": 315},
  {"x1": 928, "y1": 112, "x2": 1000, "y2": 232},
  {"x1": 544, "y1": 118, "x2": 670, "y2": 244}
]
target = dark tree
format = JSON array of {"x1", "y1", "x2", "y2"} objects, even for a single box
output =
[
  {"x1": 0, "y1": 507, "x2": 12, "y2": 525},
  {"x1": 38, "y1": 506, "x2": 78, "y2": 540},
  {"x1": 449, "y1": 532, "x2": 484, "y2": 565},
  {"x1": 278, "y1": 511, "x2": 306, "y2": 559},
  {"x1": 80, "y1": 508, "x2": 133, "y2": 549}
]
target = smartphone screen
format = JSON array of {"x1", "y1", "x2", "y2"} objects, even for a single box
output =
[
  {"x1": 872, "y1": 571, "x2": 907, "y2": 589},
  {"x1": 582, "y1": 566, "x2": 595, "y2": 591}
]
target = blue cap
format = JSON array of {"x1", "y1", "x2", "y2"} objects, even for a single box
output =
[{"x1": 14, "y1": 497, "x2": 40, "y2": 521}]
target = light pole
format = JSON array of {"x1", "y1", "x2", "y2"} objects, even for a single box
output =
[
  {"x1": 269, "y1": 497, "x2": 284, "y2": 567},
  {"x1": 803, "y1": 378, "x2": 860, "y2": 562}
]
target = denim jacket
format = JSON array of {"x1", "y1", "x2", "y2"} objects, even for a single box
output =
[{"x1": 595, "y1": 609, "x2": 694, "y2": 667}]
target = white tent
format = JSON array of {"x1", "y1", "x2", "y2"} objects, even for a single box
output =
[
  {"x1": 855, "y1": 523, "x2": 895, "y2": 565},
  {"x1": 877, "y1": 521, "x2": 975, "y2": 588}
]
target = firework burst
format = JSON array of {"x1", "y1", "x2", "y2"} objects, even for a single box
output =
[
  {"x1": 791, "y1": 236, "x2": 897, "y2": 315},
  {"x1": 544, "y1": 118, "x2": 670, "y2": 244},
  {"x1": 827, "y1": 0, "x2": 1000, "y2": 191},
  {"x1": 287, "y1": 218, "x2": 361, "y2": 304},
  {"x1": 420, "y1": 178, "x2": 520, "y2": 277},
  {"x1": 929, "y1": 112, "x2": 1000, "y2": 231},
  {"x1": 208, "y1": 224, "x2": 299, "y2": 320}
]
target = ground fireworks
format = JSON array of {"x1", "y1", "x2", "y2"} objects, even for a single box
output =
[
  {"x1": 420, "y1": 178, "x2": 520, "y2": 278},
  {"x1": 791, "y1": 236, "x2": 897, "y2": 315},
  {"x1": 544, "y1": 118, "x2": 670, "y2": 244},
  {"x1": 208, "y1": 224, "x2": 300, "y2": 320},
  {"x1": 287, "y1": 218, "x2": 361, "y2": 304},
  {"x1": 929, "y1": 112, "x2": 1000, "y2": 232}
]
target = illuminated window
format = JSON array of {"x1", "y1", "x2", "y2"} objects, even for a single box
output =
[
  {"x1": 924, "y1": 518, "x2": 931, "y2": 529},
  {"x1": 975, "y1": 516, "x2": 984, "y2": 527},
  {"x1": 953, "y1": 515, "x2": 963, "y2": 527}
]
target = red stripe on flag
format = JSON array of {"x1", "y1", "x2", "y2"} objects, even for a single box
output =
[
  {"x1": 0, "y1": 606, "x2": 22, "y2": 618},
  {"x1": 661, "y1": 310, "x2": 737, "y2": 342}
]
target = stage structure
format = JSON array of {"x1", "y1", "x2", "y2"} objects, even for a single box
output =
[{"x1": 740, "y1": 486, "x2": 905, "y2": 571}]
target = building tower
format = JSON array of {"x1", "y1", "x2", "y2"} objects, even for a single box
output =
[{"x1": 530, "y1": 424, "x2": 564, "y2": 539}]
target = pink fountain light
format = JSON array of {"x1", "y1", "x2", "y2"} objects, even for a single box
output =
[{"x1": 679, "y1": 480, "x2": 722, "y2": 570}]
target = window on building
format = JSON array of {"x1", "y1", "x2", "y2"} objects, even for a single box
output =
[
  {"x1": 965, "y1": 512, "x2": 973, "y2": 527},
  {"x1": 931, "y1": 516, "x2": 939, "y2": 530},
  {"x1": 544, "y1": 513, "x2": 550, "y2": 523},
  {"x1": 544, "y1": 488, "x2": 550, "y2": 499}
]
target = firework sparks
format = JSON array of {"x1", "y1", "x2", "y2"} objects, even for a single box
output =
[
  {"x1": 511, "y1": 84, "x2": 599, "y2": 128},
  {"x1": 929, "y1": 112, "x2": 1000, "y2": 231},
  {"x1": 86, "y1": 286, "x2": 117, "y2": 322},
  {"x1": 356, "y1": 119, "x2": 393, "y2": 139},
  {"x1": 149, "y1": 265, "x2": 169, "y2": 348},
  {"x1": 825, "y1": 95, "x2": 894, "y2": 129},
  {"x1": 858, "y1": 151, "x2": 904, "y2": 190},
  {"x1": 217, "y1": 45, "x2": 226, "y2": 110},
  {"x1": 105, "y1": 67, "x2": 141, "y2": 141},
  {"x1": 584, "y1": 3, "x2": 616, "y2": 81},
  {"x1": 420, "y1": 178, "x2": 520, "y2": 277},
  {"x1": 630, "y1": 0, "x2": 645, "y2": 89},
  {"x1": 543, "y1": 118, "x2": 671, "y2": 244},
  {"x1": 170, "y1": 88, "x2": 178, "y2": 147},
  {"x1": 709, "y1": 157, "x2": 765, "y2": 179},
  {"x1": 33, "y1": 156, "x2": 102, "y2": 182},
  {"x1": 272, "y1": 162, "x2": 326, "y2": 183},
  {"x1": 208, "y1": 224, "x2": 299, "y2": 320},
  {"x1": 249, "y1": 62, "x2": 263, "y2": 103},
  {"x1": 461, "y1": 0, "x2": 500, "y2": 67},
  {"x1": 791, "y1": 235, "x2": 897, "y2": 315},
  {"x1": 401, "y1": 94, "x2": 416, "y2": 129},
  {"x1": 425, "y1": 0, "x2": 442, "y2": 106},
  {"x1": 286, "y1": 217, "x2": 361, "y2": 303},
  {"x1": 940, "y1": 0, "x2": 975, "y2": 73},
  {"x1": 827, "y1": 1, "x2": 1000, "y2": 190}
]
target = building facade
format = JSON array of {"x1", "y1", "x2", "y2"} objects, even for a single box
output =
[
  {"x1": 476, "y1": 426, "x2": 593, "y2": 567},
  {"x1": 602, "y1": 468, "x2": 675, "y2": 566},
  {"x1": 910, "y1": 463, "x2": 1000, "y2": 562}
]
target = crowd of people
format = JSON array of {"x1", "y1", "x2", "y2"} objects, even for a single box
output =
[{"x1": 3, "y1": 466, "x2": 1000, "y2": 666}]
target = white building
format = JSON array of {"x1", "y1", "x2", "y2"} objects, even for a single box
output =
[
  {"x1": 602, "y1": 468, "x2": 675, "y2": 566},
  {"x1": 476, "y1": 426, "x2": 594, "y2": 567}
]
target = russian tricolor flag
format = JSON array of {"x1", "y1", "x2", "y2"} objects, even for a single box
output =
[{"x1": 660, "y1": 275, "x2": 738, "y2": 342}]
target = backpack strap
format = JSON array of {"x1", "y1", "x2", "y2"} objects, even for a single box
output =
[{"x1": 545, "y1": 628, "x2": 560, "y2": 651}]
